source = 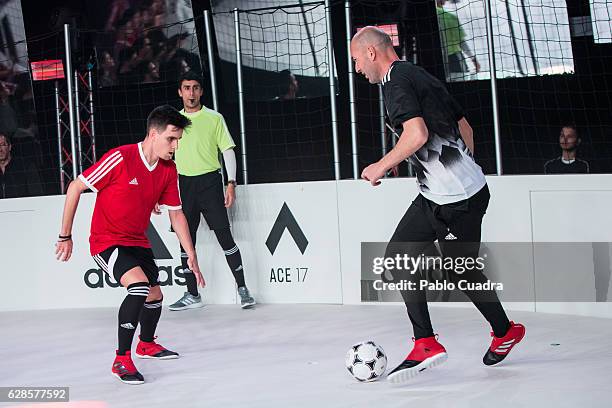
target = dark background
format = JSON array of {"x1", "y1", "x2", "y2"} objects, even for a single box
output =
[{"x1": 19, "y1": 0, "x2": 612, "y2": 194}]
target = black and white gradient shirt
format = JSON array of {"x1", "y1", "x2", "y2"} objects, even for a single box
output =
[{"x1": 381, "y1": 60, "x2": 486, "y2": 205}]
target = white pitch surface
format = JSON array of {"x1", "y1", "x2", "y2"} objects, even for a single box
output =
[{"x1": 1, "y1": 304, "x2": 611, "y2": 408}]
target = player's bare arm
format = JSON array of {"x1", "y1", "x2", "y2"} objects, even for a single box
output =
[
  {"x1": 225, "y1": 182, "x2": 235, "y2": 208},
  {"x1": 168, "y1": 208, "x2": 205, "y2": 288},
  {"x1": 458, "y1": 117, "x2": 474, "y2": 154},
  {"x1": 361, "y1": 117, "x2": 428, "y2": 186},
  {"x1": 56, "y1": 178, "x2": 89, "y2": 262}
]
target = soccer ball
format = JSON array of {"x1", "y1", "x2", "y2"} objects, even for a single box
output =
[{"x1": 345, "y1": 341, "x2": 387, "y2": 382}]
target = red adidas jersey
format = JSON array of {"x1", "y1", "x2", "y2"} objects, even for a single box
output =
[{"x1": 78, "y1": 142, "x2": 181, "y2": 255}]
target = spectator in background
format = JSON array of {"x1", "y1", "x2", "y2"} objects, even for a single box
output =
[
  {"x1": 158, "y1": 33, "x2": 196, "y2": 82},
  {"x1": 179, "y1": 59, "x2": 191, "y2": 75},
  {"x1": 104, "y1": 0, "x2": 130, "y2": 32},
  {"x1": 544, "y1": 124, "x2": 590, "y2": 174},
  {"x1": 151, "y1": 0, "x2": 165, "y2": 15},
  {"x1": 0, "y1": 133, "x2": 43, "y2": 199},
  {"x1": 436, "y1": 0, "x2": 480, "y2": 80},
  {"x1": 134, "y1": 36, "x2": 155, "y2": 62},
  {"x1": 114, "y1": 11, "x2": 138, "y2": 53},
  {"x1": 99, "y1": 51, "x2": 117, "y2": 87},
  {"x1": 130, "y1": 8, "x2": 145, "y2": 33},
  {"x1": 274, "y1": 69, "x2": 299, "y2": 100},
  {"x1": 141, "y1": 7, "x2": 153, "y2": 27},
  {"x1": 117, "y1": 47, "x2": 140, "y2": 83},
  {"x1": 139, "y1": 60, "x2": 160, "y2": 83},
  {"x1": 0, "y1": 80, "x2": 18, "y2": 137},
  {"x1": 100, "y1": 0, "x2": 202, "y2": 87}
]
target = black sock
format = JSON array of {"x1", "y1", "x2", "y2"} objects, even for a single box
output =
[
  {"x1": 226, "y1": 247, "x2": 246, "y2": 288},
  {"x1": 139, "y1": 296, "x2": 163, "y2": 342},
  {"x1": 493, "y1": 320, "x2": 512, "y2": 338},
  {"x1": 215, "y1": 228, "x2": 246, "y2": 287},
  {"x1": 449, "y1": 268, "x2": 511, "y2": 339},
  {"x1": 117, "y1": 282, "x2": 149, "y2": 355},
  {"x1": 180, "y1": 247, "x2": 199, "y2": 296},
  {"x1": 473, "y1": 302, "x2": 511, "y2": 338}
]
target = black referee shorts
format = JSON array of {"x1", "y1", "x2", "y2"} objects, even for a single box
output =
[
  {"x1": 179, "y1": 171, "x2": 230, "y2": 238},
  {"x1": 93, "y1": 246, "x2": 159, "y2": 287}
]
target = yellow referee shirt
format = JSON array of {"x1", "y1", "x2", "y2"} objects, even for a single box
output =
[{"x1": 175, "y1": 106, "x2": 236, "y2": 176}]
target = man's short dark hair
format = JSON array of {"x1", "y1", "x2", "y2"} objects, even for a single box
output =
[
  {"x1": 0, "y1": 133, "x2": 10, "y2": 145},
  {"x1": 178, "y1": 71, "x2": 203, "y2": 89},
  {"x1": 561, "y1": 123, "x2": 578, "y2": 135},
  {"x1": 147, "y1": 105, "x2": 191, "y2": 133}
]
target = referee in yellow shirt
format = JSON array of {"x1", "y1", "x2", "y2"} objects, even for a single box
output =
[{"x1": 169, "y1": 71, "x2": 255, "y2": 310}]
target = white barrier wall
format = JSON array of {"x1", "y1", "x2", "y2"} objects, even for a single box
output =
[
  {"x1": 0, "y1": 194, "x2": 195, "y2": 310},
  {"x1": 338, "y1": 175, "x2": 612, "y2": 318},
  {"x1": 230, "y1": 181, "x2": 342, "y2": 304},
  {"x1": 1, "y1": 175, "x2": 611, "y2": 318}
]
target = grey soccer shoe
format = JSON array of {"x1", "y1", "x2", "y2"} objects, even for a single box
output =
[
  {"x1": 168, "y1": 292, "x2": 204, "y2": 311},
  {"x1": 237, "y1": 286, "x2": 256, "y2": 309}
]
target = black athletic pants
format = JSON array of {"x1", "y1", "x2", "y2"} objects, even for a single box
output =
[{"x1": 385, "y1": 184, "x2": 510, "y2": 339}]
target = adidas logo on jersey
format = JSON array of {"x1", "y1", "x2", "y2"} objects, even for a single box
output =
[
  {"x1": 120, "y1": 323, "x2": 136, "y2": 330},
  {"x1": 129, "y1": 178, "x2": 139, "y2": 185},
  {"x1": 445, "y1": 232, "x2": 457, "y2": 240}
]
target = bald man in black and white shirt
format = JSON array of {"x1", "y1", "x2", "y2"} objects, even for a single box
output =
[{"x1": 351, "y1": 26, "x2": 525, "y2": 383}]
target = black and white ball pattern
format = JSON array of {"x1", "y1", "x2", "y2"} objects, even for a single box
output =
[{"x1": 345, "y1": 341, "x2": 387, "y2": 382}]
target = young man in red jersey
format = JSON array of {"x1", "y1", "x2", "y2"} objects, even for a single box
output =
[
  {"x1": 55, "y1": 105, "x2": 205, "y2": 384},
  {"x1": 351, "y1": 27, "x2": 525, "y2": 383}
]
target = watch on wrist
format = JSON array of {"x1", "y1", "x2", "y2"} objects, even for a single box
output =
[{"x1": 227, "y1": 179, "x2": 237, "y2": 186}]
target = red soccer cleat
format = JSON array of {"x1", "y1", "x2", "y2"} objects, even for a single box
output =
[
  {"x1": 135, "y1": 336, "x2": 179, "y2": 360},
  {"x1": 387, "y1": 336, "x2": 448, "y2": 383},
  {"x1": 112, "y1": 351, "x2": 145, "y2": 385},
  {"x1": 483, "y1": 321, "x2": 526, "y2": 366}
]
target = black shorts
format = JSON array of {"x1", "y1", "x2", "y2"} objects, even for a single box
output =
[
  {"x1": 93, "y1": 246, "x2": 159, "y2": 287},
  {"x1": 179, "y1": 170, "x2": 230, "y2": 232}
]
